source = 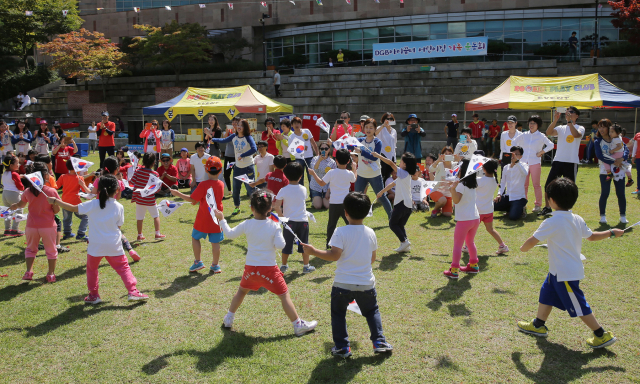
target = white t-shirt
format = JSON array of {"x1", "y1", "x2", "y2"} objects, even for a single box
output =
[
  {"x1": 220, "y1": 218, "x2": 285, "y2": 267},
  {"x1": 289, "y1": 129, "x2": 314, "y2": 158},
  {"x1": 500, "y1": 130, "x2": 523, "y2": 157},
  {"x1": 610, "y1": 137, "x2": 623, "y2": 153},
  {"x1": 552, "y1": 124, "x2": 585, "y2": 164},
  {"x1": 475, "y1": 176, "x2": 498, "y2": 215},
  {"x1": 190, "y1": 153, "x2": 211, "y2": 183},
  {"x1": 430, "y1": 161, "x2": 457, "y2": 197},
  {"x1": 498, "y1": 162, "x2": 529, "y2": 201},
  {"x1": 77, "y1": 198, "x2": 125, "y2": 257},
  {"x1": 275, "y1": 184, "x2": 308, "y2": 222},
  {"x1": 274, "y1": 73, "x2": 281, "y2": 85},
  {"x1": 385, "y1": 177, "x2": 396, "y2": 192},
  {"x1": 513, "y1": 130, "x2": 554, "y2": 166},
  {"x1": 231, "y1": 136, "x2": 255, "y2": 168},
  {"x1": 394, "y1": 168, "x2": 413, "y2": 209},
  {"x1": 454, "y1": 183, "x2": 479, "y2": 221},
  {"x1": 88, "y1": 126, "x2": 98, "y2": 140},
  {"x1": 377, "y1": 126, "x2": 397, "y2": 160},
  {"x1": 329, "y1": 225, "x2": 377, "y2": 286},
  {"x1": 411, "y1": 177, "x2": 425, "y2": 201},
  {"x1": 533, "y1": 211, "x2": 593, "y2": 281},
  {"x1": 254, "y1": 153, "x2": 274, "y2": 180},
  {"x1": 356, "y1": 137, "x2": 382, "y2": 178},
  {"x1": 454, "y1": 139, "x2": 477, "y2": 159},
  {"x1": 323, "y1": 168, "x2": 356, "y2": 204}
]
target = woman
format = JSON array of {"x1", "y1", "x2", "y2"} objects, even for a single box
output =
[
  {"x1": 400, "y1": 114, "x2": 426, "y2": 164},
  {"x1": 160, "y1": 120, "x2": 175, "y2": 157},
  {"x1": 309, "y1": 142, "x2": 336, "y2": 209},
  {"x1": 11, "y1": 119, "x2": 32, "y2": 156},
  {"x1": 204, "y1": 114, "x2": 222, "y2": 158},
  {"x1": 329, "y1": 116, "x2": 353, "y2": 157},
  {"x1": 499, "y1": 117, "x2": 522, "y2": 179},
  {"x1": 354, "y1": 118, "x2": 393, "y2": 218},
  {"x1": 211, "y1": 119, "x2": 257, "y2": 216},
  {"x1": 0, "y1": 120, "x2": 14, "y2": 159},
  {"x1": 275, "y1": 119, "x2": 294, "y2": 163},
  {"x1": 140, "y1": 120, "x2": 162, "y2": 168},
  {"x1": 376, "y1": 112, "x2": 398, "y2": 182},
  {"x1": 33, "y1": 120, "x2": 52, "y2": 155},
  {"x1": 513, "y1": 115, "x2": 554, "y2": 213},
  {"x1": 594, "y1": 118, "x2": 629, "y2": 225},
  {"x1": 97, "y1": 111, "x2": 116, "y2": 168},
  {"x1": 429, "y1": 146, "x2": 457, "y2": 218},
  {"x1": 261, "y1": 117, "x2": 281, "y2": 157},
  {"x1": 289, "y1": 116, "x2": 318, "y2": 186},
  {"x1": 87, "y1": 121, "x2": 98, "y2": 154}
]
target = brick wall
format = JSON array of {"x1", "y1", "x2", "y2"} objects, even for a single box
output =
[
  {"x1": 82, "y1": 103, "x2": 126, "y2": 124},
  {"x1": 155, "y1": 87, "x2": 185, "y2": 104},
  {"x1": 67, "y1": 91, "x2": 103, "y2": 110}
]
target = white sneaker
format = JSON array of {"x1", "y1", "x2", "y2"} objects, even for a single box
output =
[
  {"x1": 294, "y1": 319, "x2": 318, "y2": 337},
  {"x1": 599, "y1": 216, "x2": 607, "y2": 224},
  {"x1": 461, "y1": 245, "x2": 468, "y2": 253},
  {"x1": 223, "y1": 313, "x2": 234, "y2": 328},
  {"x1": 620, "y1": 216, "x2": 629, "y2": 224},
  {"x1": 532, "y1": 206, "x2": 542, "y2": 213},
  {"x1": 394, "y1": 240, "x2": 411, "y2": 253},
  {"x1": 496, "y1": 244, "x2": 509, "y2": 254}
]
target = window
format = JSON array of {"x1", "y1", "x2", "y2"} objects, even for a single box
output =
[
  {"x1": 396, "y1": 25, "x2": 412, "y2": 37},
  {"x1": 448, "y1": 22, "x2": 465, "y2": 38},
  {"x1": 485, "y1": 21, "x2": 503, "y2": 32},
  {"x1": 430, "y1": 23, "x2": 447, "y2": 34},
  {"x1": 283, "y1": 36, "x2": 293, "y2": 46},
  {"x1": 412, "y1": 24, "x2": 429, "y2": 39},
  {"x1": 363, "y1": 28, "x2": 378, "y2": 38},
  {"x1": 294, "y1": 35, "x2": 305, "y2": 44},
  {"x1": 522, "y1": 30, "x2": 541, "y2": 43},
  {"x1": 334, "y1": 30, "x2": 347, "y2": 41},
  {"x1": 307, "y1": 34, "x2": 319, "y2": 43},
  {"x1": 348, "y1": 29, "x2": 363, "y2": 40},
  {"x1": 319, "y1": 32, "x2": 332, "y2": 42},
  {"x1": 333, "y1": 41, "x2": 348, "y2": 50},
  {"x1": 466, "y1": 21, "x2": 484, "y2": 32},
  {"x1": 349, "y1": 40, "x2": 363, "y2": 51},
  {"x1": 363, "y1": 39, "x2": 377, "y2": 50},
  {"x1": 379, "y1": 27, "x2": 395, "y2": 37},
  {"x1": 505, "y1": 20, "x2": 522, "y2": 30}
]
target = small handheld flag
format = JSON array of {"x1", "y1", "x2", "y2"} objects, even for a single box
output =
[
  {"x1": 624, "y1": 220, "x2": 640, "y2": 232},
  {"x1": 135, "y1": 174, "x2": 162, "y2": 197},
  {"x1": 347, "y1": 300, "x2": 361, "y2": 314},
  {"x1": 78, "y1": 192, "x2": 96, "y2": 200},
  {"x1": 287, "y1": 137, "x2": 306, "y2": 159},
  {"x1": 261, "y1": 1, "x2": 267, "y2": 6},
  {"x1": 227, "y1": 162, "x2": 235, "y2": 170},
  {"x1": 70, "y1": 157, "x2": 94, "y2": 174},
  {"x1": 25, "y1": 172, "x2": 45, "y2": 194},
  {"x1": 165, "y1": 5, "x2": 172, "y2": 10},
  {"x1": 157, "y1": 200, "x2": 184, "y2": 217},
  {"x1": 270, "y1": 212, "x2": 300, "y2": 244},
  {"x1": 62, "y1": 10, "x2": 68, "y2": 17},
  {"x1": 234, "y1": 174, "x2": 254, "y2": 184},
  {"x1": 134, "y1": 7, "x2": 140, "y2": 12},
  {"x1": 205, "y1": 188, "x2": 219, "y2": 224},
  {"x1": 11, "y1": 214, "x2": 28, "y2": 223},
  {"x1": 306, "y1": 211, "x2": 316, "y2": 223},
  {"x1": 228, "y1": 3, "x2": 233, "y2": 9},
  {"x1": 462, "y1": 154, "x2": 490, "y2": 179},
  {"x1": 199, "y1": 3, "x2": 206, "y2": 8},
  {"x1": 421, "y1": 181, "x2": 439, "y2": 198},
  {"x1": 315, "y1": 117, "x2": 331, "y2": 134},
  {"x1": 367, "y1": 199, "x2": 377, "y2": 217}
]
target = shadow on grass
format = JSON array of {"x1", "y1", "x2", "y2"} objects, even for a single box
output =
[
  {"x1": 141, "y1": 327, "x2": 297, "y2": 375},
  {"x1": 309, "y1": 276, "x2": 331, "y2": 284},
  {"x1": 420, "y1": 219, "x2": 455, "y2": 231},
  {"x1": 178, "y1": 218, "x2": 194, "y2": 225},
  {"x1": 378, "y1": 252, "x2": 405, "y2": 271},
  {"x1": 511, "y1": 338, "x2": 623, "y2": 383},
  {"x1": 154, "y1": 272, "x2": 214, "y2": 299},
  {"x1": 424, "y1": 255, "x2": 489, "y2": 313},
  {"x1": 0, "y1": 249, "x2": 25, "y2": 268},
  {"x1": 306, "y1": 342, "x2": 392, "y2": 384}
]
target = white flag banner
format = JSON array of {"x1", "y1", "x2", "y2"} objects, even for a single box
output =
[
  {"x1": 234, "y1": 174, "x2": 254, "y2": 184},
  {"x1": 127, "y1": 151, "x2": 139, "y2": 181},
  {"x1": 445, "y1": 165, "x2": 461, "y2": 181},
  {"x1": 332, "y1": 133, "x2": 351, "y2": 150},
  {"x1": 70, "y1": 157, "x2": 94, "y2": 174},
  {"x1": 157, "y1": 200, "x2": 184, "y2": 217},
  {"x1": 624, "y1": 220, "x2": 640, "y2": 231},
  {"x1": 135, "y1": 174, "x2": 162, "y2": 197},
  {"x1": 10, "y1": 213, "x2": 28, "y2": 222},
  {"x1": 347, "y1": 300, "x2": 362, "y2": 314},
  {"x1": 199, "y1": 3, "x2": 206, "y2": 8},
  {"x1": 205, "y1": 188, "x2": 219, "y2": 224},
  {"x1": 227, "y1": 162, "x2": 235, "y2": 170},
  {"x1": 25, "y1": 172, "x2": 45, "y2": 194},
  {"x1": 0, "y1": 206, "x2": 12, "y2": 219},
  {"x1": 78, "y1": 192, "x2": 96, "y2": 200},
  {"x1": 315, "y1": 117, "x2": 331, "y2": 134},
  {"x1": 421, "y1": 181, "x2": 439, "y2": 198},
  {"x1": 122, "y1": 179, "x2": 131, "y2": 189},
  {"x1": 306, "y1": 211, "x2": 316, "y2": 223},
  {"x1": 367, "y1": 198, "x2": 377, "y2": 217},
  {"x1": 287, "y1": 137, "x2": 306, "y2": 159},
  {"x1": 344, "y1": 136, "x2": 364, "y2": 148},
  {"x1": 463, "y1": 155, "x2": 490, "y2": 179}
]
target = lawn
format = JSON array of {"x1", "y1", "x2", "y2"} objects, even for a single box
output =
[{"x1": 1, "y1": 154, "x2": 639, "y2": 383}]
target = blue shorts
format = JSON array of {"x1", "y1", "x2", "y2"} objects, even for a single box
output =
[
  {"x1": 539, "y1": 273, "x2": 591, "y2": 318},
  {"x1": 192, "y1": 228, "x2": 224, "y2": 243},
  {"x1": 310, "y1": 189, "x2": 326, "y2": 199}
]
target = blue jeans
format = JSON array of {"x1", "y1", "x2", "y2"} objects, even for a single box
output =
[
  {"x1": 331, "y1": 286, "x2": 386, "y2": 349},
  {"x1": 63, "y1": 210, "x2": 88, "y2": 236},
  {"x1": 354, "y1": 175, "x2": 392, "y2": 218},
  {"x1": 233, "y1": 164, "x2": 256, "y2": 207},
  {"x1": 295, "y1": 157, "x2": 313, "y2": 186},
  {"x1": 599, "y1": 174, "x2": 626, "y2": 216},
  {"x1": 636, "y1": 159, "x2": 640, "y2": 183},
  {"x1": 494, "y1": 196, "x2": 528, "y2": 220}
]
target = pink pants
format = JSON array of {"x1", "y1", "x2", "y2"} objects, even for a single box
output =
[
  {"x1": 25, "y1": 227, "x2": 57, "y2": 259},
  {"x1": 86, "y1": 254, "x2": 139, "y2": 296},
  {"x1": 524, "y1": 163, "x2": 542, "y2": 207},
  {"x1": 452, "y1": 219, "x2": 480, "y2": 269}
]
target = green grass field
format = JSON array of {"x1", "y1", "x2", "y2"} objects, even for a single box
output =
[{"x1": 1, "y1": 154, "x2": 639, "y2": 383}]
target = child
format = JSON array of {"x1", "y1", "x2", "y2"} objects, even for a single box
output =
[
  {"x1": 176, "y1": 148, "x2": 191, "y2": 189},
  {"x1": 52, "y1": 136, "x2": 78, "y2": 179},
  {"x1": 309, "y1": 149, "x2": 357, "y2": 249},
  {"x1": 17, "y1": 153, "x2": 27, "y2": 174},
  {"x1": 376, "y1": 152, "x2": 417, "y2": 253},
  {"x1": 47, "y1": 174, "x2": 149, "y2": 303},
  {"x1": 215, "y1": 189, "x2": 317, "y2": 336},
  {"x1": 91, "y1": 156, "x2": 140, "y2": 262},
  {"x1": 302, "y1": 192, "x2": 393, "y2": 358},
  {"x1": 131, "y1": 152, "x2": 165, "y2": 241},
  {"x1": 274, "y1": 162, "x2": 314, "y2": 274},
  {"x1": 422, "y1": 154, "x2": 436, "y2": 181},
  {"x1": 57, "y1": 159, "x2": 91, "y2": 241},
  {"x1": 250, "y1": 155, "x2": 289, "y2": 196},
  {"x1": 2, "y1": 155, "x2": 25, "y2": 236},
  {"x1": 254, "y1": 140, "x2": 274, "y2": 188},
  {"x1": 189, "y1": 142, "x2": 211, "y2": 193},
  {"x1": 517, "y1": 177, "x2": 622, "y2": 349},
  {"x1": 384, "y1": 169, "x2": 397, "y2": 204},
  {"x1": 429, "y1": 148, "x2": 456, "y2": 218},
  {"x1": 604, "y1": 124, "x2": 634, "y2": 185},
  {"x1": 9, "y1": 162, "x2": 61, "y2": 282},
  {"x1": 410, "y1": 171, "x2": 429, "y2": 212},
  {"x1": 444, "y1": 159, "x2": 480, "y2": 279},
  {"x1": 454, "y1": 127, "x2": 478, "y2": 160},
  {"x1": 170, "y1": 157, "x2": 224, "y2": 273},
  {"x1": 156, "y1": 153, "x2": 178, "y2": 197},
  {"x1": 35, "y1": 154, "x2": 69, "y2": 253},
  {"x1": 464, "y1": 159, "x2": 508, "y2": 255}
]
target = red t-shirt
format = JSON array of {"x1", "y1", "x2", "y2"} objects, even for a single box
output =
[
  {"x1": 488, "y1": 124, "x2": 501, "y2": 138},
  {"x1": 468, "y1": 121, "x2": 484, "y2": 139},
  {"x1": 97, "y1": 121, "x2": 116, "y2": 147},
  {"x1": 634, "y1": 133, "x2": 640, "y2": 159},
  {"x1": 57, "y1": 173, "x2": 83, "y2": 205},
  {"x1": 131, "y1": 167, "x2": 159, "y2": 206},
  {"x1": 176, "y1": 158, "x2": 191, "y2": 180},
  {"x1": 502, "y1": 122, "x2": 509, "y2": 132},
  {"x1": 190, "y1": 179, "x2": 224, "y2": 233},
  {"x1": 157, "y1": 165, "x2": 178, "y2": 187},
  {"x1": 265, "y1": 169, "x2": 289, "y2": 196},
  {"x1": 261, "y1": 130, "x2": 281, "y2": 156},
  {"x1": 54, "y1": 145, "x2": 75, "y2": 175},
  {"x1": 331, "y1": 125, "x2": 353, "y2": 156},
  {"x1": 621, "y1": 136, "x2": 630, "y2": 145}
]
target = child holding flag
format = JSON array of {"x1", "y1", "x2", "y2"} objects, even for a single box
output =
[
  {"x1": 57, "y1": 159, "x2": 93, "y2": 241},
  {"x1": 171, "y1": 157, "x2": 225, "y2": 273},
  {"x1": 131, "y1": 153, "x2": 164, "y2": 241}
]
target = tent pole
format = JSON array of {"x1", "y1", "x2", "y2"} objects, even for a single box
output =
[
  {"x1": 464, "y1": 110, "x2": 467, "y2": 130},
  {"x1": 141, "y1": 113, "x2": 144, "y2": 146},
  {"x1": 635, "y1": 108, "x2": 638, "y2": 135},
  {"x1": 180, "y1": 115, "x2": 183, "y2": 136}
]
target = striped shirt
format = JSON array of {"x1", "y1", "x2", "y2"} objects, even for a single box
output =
[{"x1": 131, "y1": 167, "x2": 159, "y2": 206}]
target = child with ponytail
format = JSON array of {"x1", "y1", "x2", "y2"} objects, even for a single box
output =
[
  {"x1": 47, "y1": 174, "x2": 149, "y2": 303},
  {"x1": 10, "y1": 162, "x2": 61, "y2": 282},
  {"x1": 2, "y1": 155, "x2": 25, "y2": 236}
]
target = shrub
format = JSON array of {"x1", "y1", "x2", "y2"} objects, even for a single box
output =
[
  {"x1": 0, "y1": 66, "x2": 60, "y2": 102},
  {"x1": 601, "y1": 41, "x2": 640, "y2": 57}
]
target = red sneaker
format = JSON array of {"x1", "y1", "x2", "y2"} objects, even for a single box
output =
[
  {"x1": 22, "y1": 271, "x2": 33, "y2": 280},
  {"x1": 45, "y1": 274, "x2": 56, "y2": 283},
  {"x1": 136, "y1": 234, "x2": 145, "y2": 241},
  {"x1": 443, "y1": 268, "x2": 459, "y2": 279},
  {"x1": 460, "y1": 263, "x2": 479, "y2": 274},
  {"x1": 154, "y1": 233, "x2": 166, "y2": 239},
  {"x1": 129, "y1": 250, "x2": 141, "y2": 262}
]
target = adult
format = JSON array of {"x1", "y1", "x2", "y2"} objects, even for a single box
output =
[
  {"x1": 513, "y1": 115, "x2": 554, "y2": 213},
  {"x1": 11, "y1": 119, "x2": 32, "y2": 156},
  {"x1": 353, "y1": 118, "x2": 393, "y2": 218},
  {"x1": 429, "y1": 146, "x2": 457, "y2": 218},
  {"x1": 87, "y1": 121, "x2": 98, "y2": 154},
  {"x1": 583, "y1": 119, "x2": 599, "y2": 164},
  {"x1": 0, "y1": 120, "x2": 14, "y2": 158},
  {"x1": 203, "y1": 114, "x2": 222, "y2": 158},
  {"x1": 211, "y1": 119, "x2": 257, "y2": 216},
  {"x1": 140, "y1": 120, "x2": 162, "y2": 168},
  {"x1": 33, "y1": 120, "x2": 52, "y2": 155},
  {"x1": 17, "y1": 92, "x2": 31, "y2": 111},
  {"x1": 494, "y1": 146, "x2": 529, "y2": 220},
  {"x1": 498, "y1": 115, "x2": 522, "y2": 178},
  {"x1": 327, "y1": 58, "x2": 334, "y2": 68},
  {"x1": 273, "y1": 69, "x2": 282, "y2": 97},
  {"x1": 337, "y1": 49, "x2": 344, "y2": 66},
  {"x1": 115, "y1": 116, "x2": 125, "y2": 134},
  {"x1": 444, "y1": 114, "x2": 459, "y2": 148},
  {"x1": 261, "y1": 117, "x2": 281, "y2": 156},
  {"x1": 275, "y1": 118, "x2": 294, "y2": 163},
  {"x1": 632, "y1": 128, "x2": 640, "y2": 194},
  {"x1": 14, "y1": 92, "x2": 24, "y2": 110},
  {"x1": 468, "y1": 113, "x2": 485, "y2": 152},
  {"x1": 539, "y1": 107, "x2": 585, "y2": 216},
  {"x1": 97, "y1": 111, "x2": 116, "y2": 168},
  {"x1": 487, "y1": 119, "x2": 501, "y2": 158},
  {"x1": 358, "y1": 115, "x2": 370, "y2": 137},
  {"x1": 376, "y1": 112, "x2": 398, "y2": 182},
  {"x1": 289, "y1": 116, "x2": 318, "y2": 186},
  {"x1": 159, "y1": 120, "x2": 175, "y2": 157},
  {"x1": 329, "y1": 111, "x2": 353, "y2": 156},
  {"x1": 309, "y1": 142, "x2": 336, "y2": 209},
  {"x1": 401, "y1": 114, "x2": 426, "y2": 164},
  {"x1": 594, "y1": 118, "x2": 628, "y2": 224},
  {"x1": 568, "y1": 31, "x2": 579, "y2": 61}
]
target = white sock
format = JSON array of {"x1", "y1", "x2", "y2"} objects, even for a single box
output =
[
  {"x1": 292, "y1": 317, "x2": 301, "y2": 325},
  {"x1": 304, "y1": 264, "x2": 309, "y2": 268},
  {"x1": 281, "y1": 264, "x2": 288, "y2": 267},
  {"x1": 226, "y1": 311, "x2": 235, "y2": 317},
  {"x1": 155, "y1": 230, "x2": 161, "y2": 236}
]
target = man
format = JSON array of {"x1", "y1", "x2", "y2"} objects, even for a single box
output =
[
  {"x1": 337, "y1": 49, "x2": 344, "y2": 66},
  {"x1": 273, "y1": 69, "x2": 282, "y2": 97},
  {"x1": 568, "y1": 32, "x2": 579, "y2": 62},
  {"x1": 539, "y1": 106, "x2": 585, "y2": 216},
  {"x1": 401, "y1": 114, "x2": 426, "y2": 164},
  {"x1": 494, "y1": 146, "x2": 529, "y2": 220},
  {"x1": 445, "y1": 114, "x2": 459, "y2": 148},
  {"x1": 96, "y1": 111, "x2": 116, "y2": 168},
  {"x1": 468, "y1": 113, "x2": 485, "y2": 152}
]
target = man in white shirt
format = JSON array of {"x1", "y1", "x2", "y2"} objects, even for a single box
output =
[
  {"x1": 494, "y1": 146, "x2": 529, "y2": 220},
  {"x1": 254, "y1": 140, "x2": 274, "y2": 188},
  {"x1": 540, "y1": 106, "x2": 585, "y2": 216},
  {"x1": 273, "y1": 69, "x2": 282, "y2": 97}
]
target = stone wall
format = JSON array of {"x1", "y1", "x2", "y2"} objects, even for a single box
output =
[
  {"x1": 67, "y1": 91, "x2": 103, "y2": 110},
  {"x1": 82, "y1": 103, "x2": 126, "y2": 124}
]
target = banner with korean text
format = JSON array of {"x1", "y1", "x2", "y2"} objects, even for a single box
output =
[{"x1": 373, "y1": 37, "x2": 488, "y2": 61}]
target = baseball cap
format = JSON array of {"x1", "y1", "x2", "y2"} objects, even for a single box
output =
[
  {"x1": 451, "y1": 114, "x2": 457, "y2": 117},
  {"x1": 161, "y1": 153, "x2": 171, "y2": 158},
  {"x1": 205, "y1": 156, "x2": 223, "y2": 172},
  {"x1": 39, "y1": 120, "x2": 48, "y2": 125},
  {"x1": 507, "y1": 115, "x2": 517, "y2": 122},
  {"x1": 180, "y1": 147, "x2": 188, "y2": 152},
  {"x1": 101, "y1": 111, "x2": 109, "y2": 117},
  {"x1": 360, "y1": 115, "x2": 370, "y2": 121}
]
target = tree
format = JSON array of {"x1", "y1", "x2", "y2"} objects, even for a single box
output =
[
  {"x1": 609, "y1": 0, "x2": 640, "y2": 45},
  {"x1": 0, "y1": 0, "x2": 83, "y2": 69},
  {"x1": 39, "y1": 28, "x2": 127, "y2": 100},
  {"x1": 130, "y1": 21, "x2": 212, "y2": 81},
  {"x1": 210, "y1": 35, "x2": 255, "y2": 63}
]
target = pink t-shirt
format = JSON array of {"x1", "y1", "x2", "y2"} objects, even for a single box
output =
[
  {"x1": 21, "y1": 186, "x2": 60, "y2": 228},
  {"x1": 331, "y1": 124, "x2": 353, "y2": 156},
  {"x1": 92, "y1": 177, "x2": 126, "y2": 197},
  {"x1": 176, "y1": 158, "x2": 191, "y2": 180}
]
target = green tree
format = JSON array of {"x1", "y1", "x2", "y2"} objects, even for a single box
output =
[
  {"x1": 210, "y1": 35, "x2": 255, "y2": 63},
  {"x1": 0, "y1": 0, "x2": 83, "y2": 69},
  {"x1": 130, "y1": 21, "x2": 212, "y2": 81}
]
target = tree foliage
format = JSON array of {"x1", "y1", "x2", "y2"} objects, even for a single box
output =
[
  {"x1": 130, "y1": 21, "x2": 212, "y2": 81},
  {"x1": 608, "y1": 0, "x2": 640, "y2": 45},
  {"x1": 0, "y1": 0, "x2": 83, "y2": 69},
  {"x1": 210, "y1": 35, "x2": 255, "y2": 63}
]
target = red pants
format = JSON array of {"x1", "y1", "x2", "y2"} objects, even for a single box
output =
[{"x1": 86, "y1": 254, "x2": 139, "y2": 296}]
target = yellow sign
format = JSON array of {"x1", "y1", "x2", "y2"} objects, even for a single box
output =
[
  {"x1": 224, "y1": 107, "x2": 239, "y2": 120},
  {"x1": 508, "y1": 74, "x2": 600, "y2": 110}
]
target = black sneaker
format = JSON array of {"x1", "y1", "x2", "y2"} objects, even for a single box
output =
[
  {"x1": 538, "y1": 207, "x2": 552, "y2": 216},
  {"x1": 331, "y1": 346, "x2": 352, "y2": 358},
  {"x1": 626, "y1": 179, "x2": 634, "y2": 188}
]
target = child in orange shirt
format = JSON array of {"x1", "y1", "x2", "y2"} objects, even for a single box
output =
[
  {"x1": 57, "y1": 160, "x2": 92, "y2": 241},
  {"x1": 36, "y1": 154, "x2": 69, "y2": 253}
]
